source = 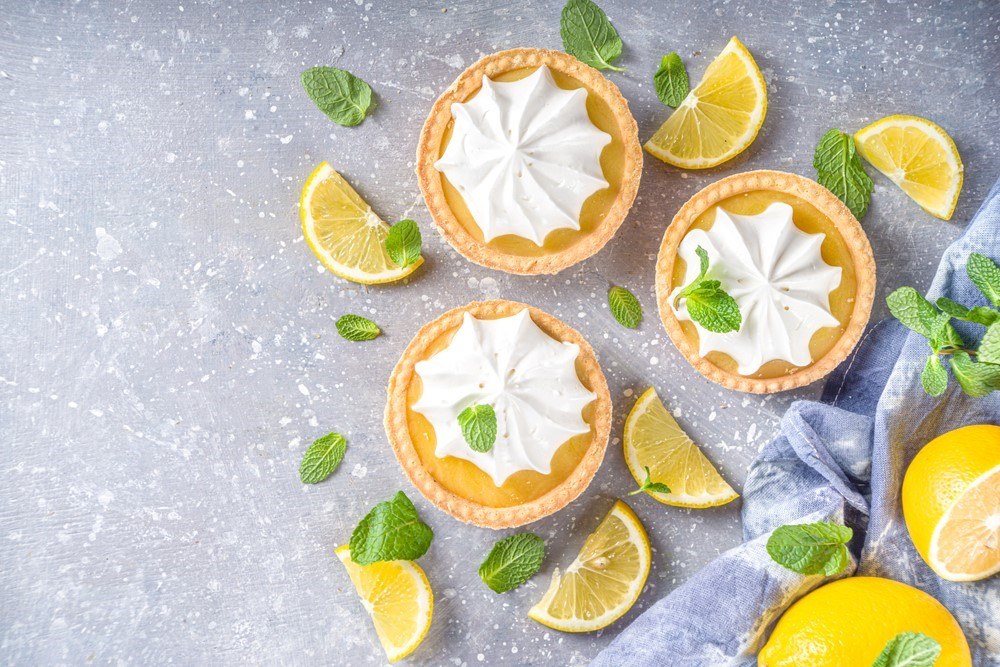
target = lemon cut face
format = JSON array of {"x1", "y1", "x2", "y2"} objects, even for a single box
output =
[
  {"x1": 854, "y1": 114, "x2": 963, "y2": 220},
  {"x1": 300, "y1": 162, "x2": 423, "y2": 284},
  {"x1": 528, "y1": 500, "x2": 651, "y2": 633},
  {"x1": 644, "y1": 36, "x2": 767, "y2": 169},
  {"x1": 335, "y1": 546, "x2": 434, "y2": 662}
]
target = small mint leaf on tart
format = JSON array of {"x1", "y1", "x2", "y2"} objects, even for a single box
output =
[
  {"x1": 674, "y1": 247, "x2": 741, "y2": 334},
  {"x1": 458, "y1": 404, "x2": 498, "y2": 453}
]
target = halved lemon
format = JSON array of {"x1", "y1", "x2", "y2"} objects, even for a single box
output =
[
  {"x1": 854, "y1": 115, "x2": 963, "y2": 220},
  {"x1": 335, "y1": 545, "x2": 434, "y2": 662},
  {"x1": 644, "y1": 36, "x2": 767, "y2": 169},
  {"x1": 528, "y1": 500, "x2": 650, "y2": 632},
  {"x1": 300, "y1": 162, "x2": 423, "y2": 284},
  {"x1": 623, "y1": 388, "x2": 738, "y2": 508},
  {"x1": 902, "y1": 424, "x2": 1000, "y2": 582}
]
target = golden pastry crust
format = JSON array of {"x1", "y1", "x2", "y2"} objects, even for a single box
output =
[
  {"x1": 655, "y1": 170, "x2": 876, "y2": 394},
  {"x1": 384, "y1": 300, "x2": 612, "y2": 528},
  {"x1": 415, "y1": 48, "x2": 642, "y2": 275}
]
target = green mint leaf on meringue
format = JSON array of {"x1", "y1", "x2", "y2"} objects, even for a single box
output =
[
  {"x1": 766, "y1": 522, "x2": 853, "y2": 575},
  {"x1": 921, "y1": 355, "x2": 949, "y2": 397},
  {"x1": 385, "y1": 219, "x2": 422, "y2": 268},
  {"x1": 654, "y1": 52, "x2": 689, "y2": 107},
  {"x1": 674, "y1": 247, "x2": 741, "y2": 334},
  {"x1": 560, "y1": 0, "x2": 624, "y2": 72},
  {"x1": 608, "y1": 286, "x2": 642, "y2": 328},
  {"x1": 301, "y1": 66, "x2": 373, "y2": 127},
  {"x1": 814, "y1": 128, "x2": 874, "y2": 219},
  {"x1": 299, "y1": 432, "x2": 347, "y2": 484},
  {"x1": 349, "y1": 491, "x2": 434, "y2": 565},
  {"x1": 336, "y1": 314, "x2": 381, "y2": 341},
  {"x1": 478, "y1": 533, "x2": 545, "y2": 594},
  {"x1": 458, "y1": 404, "x2": 498, "y2": 453},
  {"x1": 627, "y1": 466, "x2": 671, "y2": 496},
  {"x1": 871, "y1": 632, "x2": 941, "y2": 667},
  {"x1": 967, "y1": 252, "x2": 1000, "y2": 307}
]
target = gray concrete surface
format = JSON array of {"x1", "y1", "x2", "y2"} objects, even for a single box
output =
[{"x1": 2, "y1": 0, "x2": 998, "y2": 664}]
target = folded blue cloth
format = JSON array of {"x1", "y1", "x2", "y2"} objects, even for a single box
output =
[{"x1": 593, "y1": 178, "x2": 1000, "y2": 667}]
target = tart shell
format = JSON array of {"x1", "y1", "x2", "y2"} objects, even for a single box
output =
[
  {"x1": 384, "y1": 299, "x2": 612, "y2": 528},
  {"x1": 416, "y1": 48, "x2": 642, "y2": 275},
  {"x1": 655, "y1": 170, "x2": 876, "y2": 394}
]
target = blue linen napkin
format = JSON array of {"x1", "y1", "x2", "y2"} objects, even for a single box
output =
[{"x1": 592, "y1": 177, "x2": 1000, "y2": 667}]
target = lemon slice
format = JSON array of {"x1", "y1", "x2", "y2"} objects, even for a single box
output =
[
  {"x1": 623, "y1": 387, "x2": 738, "y2": 508},
  {"x1": 300, "y1": 162, "x2": 423, "y2": 284},
  {"x1": 528, "y1": 500, "x2": 650, "y2": 632},
  {"x1": 644, "y1": 36, "x2": 767, "y2": 169},
  {"x1": 335, "y1": 545, "x2": 433, "y2": 662},
  {"x1": 854, "y1": 114, "x2": 964, "y2": 220}
]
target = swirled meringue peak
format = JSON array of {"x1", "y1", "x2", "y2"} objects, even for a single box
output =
[
  {"x1": 411, "y1": 309, "x2": 596, "y2": 486},
  {"x1": 671, "y1": 202, "x2": 843, "y2": 375},
  {"x1": 434, "y1": 66, "x2": 612, "y2": 245}
]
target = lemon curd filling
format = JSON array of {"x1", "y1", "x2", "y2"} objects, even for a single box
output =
[
  {"x1": 404, "y1": 311, "x2": 598, "y2": 508},
  {"x1": 671, "y1": 191, "x2": 858, "y2": 380},
  {"x1": 437, "y1": 66, "x2": 627, "y2": 257}
]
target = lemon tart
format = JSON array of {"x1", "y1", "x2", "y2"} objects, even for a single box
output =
[
  {"x1": 384, "y1": 300, "x2": 611, "y2": 528},
  {"x1": 416, "y1": 48, "x2": 642, "y2": 275},
  {"x1": 656, "y1": 170, "x2": 876, "y2": 393}
]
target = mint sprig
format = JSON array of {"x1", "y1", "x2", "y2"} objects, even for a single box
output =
[
  {"x1": 458, "y1": 404, "x2": 498, "y2": 453},
  {"x1": 627, "y1": 466, "x2": 671, "y2": 496},
  {"x1": 299, "y1": 432, "x2": 347, "y2": 484},
  {"x1": 301, "y1": 66, "x2": 373, "y2": 127},
  {"x1": 349, "y1": 491, "x2": 434, "y2": 565},
  {"x1": 478, "y1": 533, "x2": 545, "y2": 593},
  {"x1": 608, "y1": 286, "x2": 642, "y2": 328},
  {"x1": 814, "y1": 128, "x2": 874, "y2": 219},
  {"x1": 654, "y1": 53, "x2": 688, "y2": 107},
  {"x1": 871, "y1": 632, "x2": 941, "y2": 667},
  {"x1": 887, "y1": 253, "x2": 1000, "y2": 397},
  {"x1": 560, "y1": 0, "x2": 624, "y2": 72},
  {"x1": 385, "y1": 219, "x2": 422, "y2": 269},
  {"x1": 674, "y1": 246, "x2": 742, "y2": 333},
  {"x1": 336, "y1": 314, "x2": 381, "y2": 341},
  {"x1": 766, "y1": 522, "x2": 853, "y2": 575}
]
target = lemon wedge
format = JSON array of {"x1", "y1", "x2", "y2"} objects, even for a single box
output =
[
  {"x1": 854, "y1": 114, "x2": 963, "y2": 220},
  {"x1": 644, "y1": 36, "x2": 767, "y2": 169},
  {"x1": 528, "y1": 500, "x2": 650, "y2": 632},
  {"x1": 300, "y1": 162, "x2": 423, "y2": 284},
  {"x1": 623, "y1": 387, "x2": 738, "y2": 508},
  {"x1": 335, "y1": 545, "x2": 433, "y2": 662}
]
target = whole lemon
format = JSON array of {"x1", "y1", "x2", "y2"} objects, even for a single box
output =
[
  {"x1": 757, "y1": 577, "x2": 971, "y2": 666},
  {"x1": 902, "y1": 423, "x2": 1000, "y2": 582}
]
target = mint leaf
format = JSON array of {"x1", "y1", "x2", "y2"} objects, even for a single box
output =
[
  {"x1": 967, "y1": 252, "x2": 1000, "y2": 307},
  {"x1": 766, "y1": 522, "x2": 853, "y2": 575},
  {"x1": 385, "y1": 219, "x2": 422, "y2": 269},
  {"x1": 871, "y1": 632, "x2": 941, "y2": 667},
  {"x1": 478, "y1": 533, "x2": 545, "y2": 593},
  {"x1": 336, "y1": 314, "x2": 381, "y2": 341},
  {"x1": 560, "y1": 0, "x2": 624, "y2": 72},
  {"x1": 627, "y1": 466, "x2": 671, "y2": 496},
  {"x1": 978, "y1": 322, "x2": 1000, "y2": 364},
  {"x1": 609, "y1": 286, "x2": 642, "y2": 328},
  {"x1": 886, "y1": 287, "x2": 940, "y2": 339},
  {"x1": 695, "y1": 245, "x2": 710, "y2": 279},
  {"x1": 458, "y1": 404, "x2": 497, "y2": 453},
  {"x1": 654, "y1": 53, "x2": 688, "y2": 107},
  {"x1": 814, "y1": 129, "x2": 874, "y2": 219},
  {"x1": 950, "y1": 351, "x2": 1000, "y2": 398},
  {"x1": 675, "y1": 247, "x2": 742, "y2": 333},
  {"x1": 301, "y1": 66, "x2": 373, "y2": 127},
  {"x1": 299, "y1": 432, "x2": 347, "y2": 484},
  {"x1": 936, "y1": 297, "x2": 1000, "y2": 326},
  {"x1": 349, "y1": 491, "x2": 434, "y2": 565},
  {"x1": 921, "y1": 356, "x2": 949, "y2": 397},
  {"x1": 929, "y1": 313, "x2": 964, "y2": 352}
]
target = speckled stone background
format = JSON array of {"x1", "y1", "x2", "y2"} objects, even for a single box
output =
[{"x1": 2, "y1": 0, "x2": 998, "y2": 664}]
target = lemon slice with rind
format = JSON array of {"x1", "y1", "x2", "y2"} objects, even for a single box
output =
[
  {"x1": 644, "y1": 36, "x2": 767, "y2": 169},
  {"x1": 528, "y1": 500, "x2": 650, "y2": 633},
  {"x1": 335, "y1": 545, "x2": 433, "y2": 662},
  {"x1": 623, "y1": 387, "x2": 738, "y2": 508},
  {"x1": 300, "y1": 162, "x2": 423, "y2": 284},
  {"x1": 853, "y1": 114, "x2": 964, "y2": 220}
]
